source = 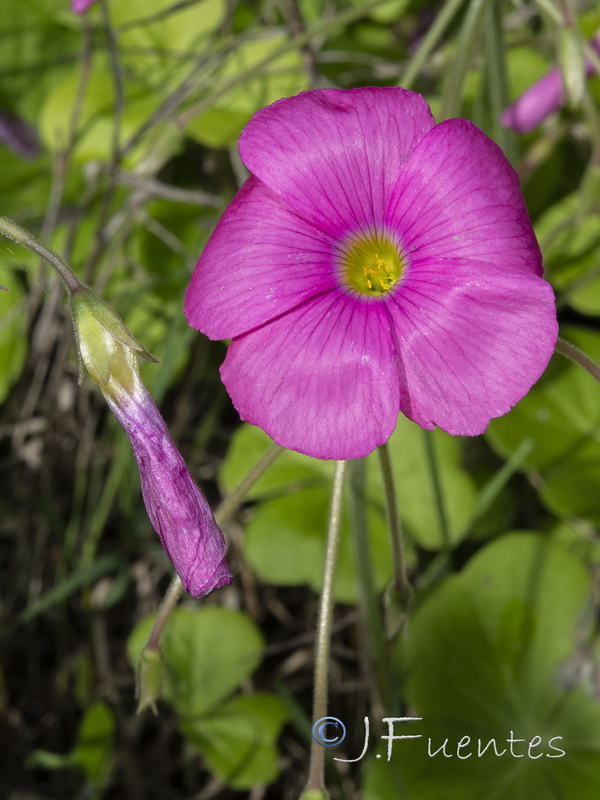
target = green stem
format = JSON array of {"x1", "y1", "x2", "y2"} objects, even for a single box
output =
[
  {"x1": 581, "y1": 79, "x2": 600, "y2": 158},
  {"x1": 146, "y1": 573, "x2": 183, "y2": 651},
  {"x1": 142, "y1": 444, "x2": 283, "y2": 651},
  {"x1": 0, "y1": 216, "x2": 87, "y2": 297},
  {"x1": 348, "y1": 459, "x2": 396, "y2": 713},
  {"x1": 532, "y1": 0, "x2": 561, "y2": 24},
  {"x1": 377, "y1": 443, "x2": 410, "y2": 596},
  {"x1": 484, "y1": 0, "x2": 512, "y2": 156},
  {"x1": 555, "y1": 337, "x2": 600, "y2": 383},
  {"x1": 400, "y1": 0, "x2": 466, "y2": 90},
  {"x1": 440, "y1": 0, "x2": 493, "y2": 120},
  {"x1": 463, "y1": 437, "x2": 535, "y2": 537},
  {"x1": 214, "y1": 443, "x2": 283, "y2": 524},
  {"x1": 306, "y1": 460, "x2": 347, "y2": 795},
  {"x1": 422, "y1": 430, "x2": 451, "y2": 557}
]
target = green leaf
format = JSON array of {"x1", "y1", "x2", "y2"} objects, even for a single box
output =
[
  {"x1": 506, "y1": 47, "x2": 549, "y2": 100},
  {"x1": 131, "y1": 199, "x2": 212, "y2": 281},
  {"x1": 39, "y1": 70, "x2": 112, "y2": 153},
  {"x1": 487, "y1": 327, "x2": 600, "y2": 526},
  {"x1": 182, "y1": 693, "x2": 288, "y2": 789},
  {"x1": 0, "y1": 264, "x2": 28, "y2": 405},
  {"x1": 28, "y1": 701, "x2": 114, "y2": 793},
  {"x1": 386, "y1": 533, "x2": 600, "y2": 800},
  {"x1": 187, "y1": 107, "x2": 254, "y2": 150},
  {"x1": 127, "y1": 607, "x2": 264, "y2": 716},
  {"x1": 71, "y1": 702, "x2": 115, "y2": 789},
  {"x1": 1, "y1": 2, "x2": 78, "y2": 114},
  {"x1": 580, "y1": 9, "x2": 600, "y2": 38},
  {"x1": 39, "y1": 68, "x2": 180, "y2": 166},
  {"x1": 541, "y1": 460, "x2": 600, "y2": 525},
  {"x1": 186, "y1": 33, "x2": 308, "y2": 147},
  {"x1": 107, "y1": 0, "x2": 226, "y2": 89},
  {"x1": 367, "y1": 0, "x2": 411, "y2": 24},
  {"x1": 243, "y1": 485, "x2": 395, "y2": 603},
  {"x1": 549, "y1": 520, "x2": 600, "y2": 564},
  {"x1": 536, "y1": 193, "x2": 600, "y2": 315},
  {"x1": 0, "y1": 146, "x2": 50, "y2": 215},
  {"x1": 460, "y1": 533, "x2": 591, "y2": 688},
  {"x1": 486, "y1": 327, "x2": 600, "y2": 474}
]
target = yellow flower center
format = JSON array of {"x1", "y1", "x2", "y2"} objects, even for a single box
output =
[{"x1": 341, "y1": 234, "x2": 404, "y2": 296}]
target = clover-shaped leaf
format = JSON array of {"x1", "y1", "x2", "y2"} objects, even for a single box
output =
[
  {"x1": 366, "y1": 533, "x2": 600, "y2": 800},
  {"x1": 182, "y1": 693, "x2": 288, "y2": 789}
]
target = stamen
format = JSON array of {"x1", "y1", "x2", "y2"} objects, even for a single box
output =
[{"x1": 342, "y1": 234, "x2": 404, "y2": 297}]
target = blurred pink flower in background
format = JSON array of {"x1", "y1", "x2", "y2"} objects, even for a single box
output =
[
  {"x1": 71, "y1": 0, "x2": 98, "y2": 14},
  {"x1": 502, "y1": 34, "x2": 600, "y2": 133}
]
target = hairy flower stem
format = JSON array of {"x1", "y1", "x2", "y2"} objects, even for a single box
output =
[
  {"x1": 555, "y1": 337, "x2": 600, "y2": 383},
  {"x1": 306, "y1": 460, "x2": 347, "y2": 795},
  {"x1": 143, "y1": 443, "x2": 283, "y2": 651},
  {"x1": 145, "y1": 574, "x2": 183, "y2": 652},
  {"x1": 0, "y1": 216, "x2": 87, "y2": 297},
  {"x1": 377, "y1": 443, "x2": 411, "y2": 597}
]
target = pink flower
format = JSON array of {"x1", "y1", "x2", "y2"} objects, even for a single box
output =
[
  {"x1": 501, "y1": 70, "x2": 566, "y2": 134},
  {"x1": 502, "y1": 35, "x2": 600, "y2": 133},
  {"x1": 72, "y1": 0, "x2": 98, "y2": 13},
  {"x1": 72, "y1": 290, "x2": 231, "y2": 597},
  {"x1": 185, "y1": 88, "x2": 557, "y2": 460}
]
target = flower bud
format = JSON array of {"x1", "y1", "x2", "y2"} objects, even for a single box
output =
[
  {"x1": 70, "y1": 289, "x2": 156, "y2": 389},
  {"x1": 299, "y1": 790, "x2": 330, "y2": 800},
  {"x1": 136, "y1": 647, "x2": 164, "y2": 715},
  {"x1": 501, "y1": 31, "x2": 600, "y2": 133},
  {"x1": 71, "y1": 289, "x2": 231, "y2": 598}
]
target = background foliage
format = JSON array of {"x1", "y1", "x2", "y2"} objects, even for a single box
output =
[{"x1": 1, "y1": 0, "x2": 600, "y2": 798}]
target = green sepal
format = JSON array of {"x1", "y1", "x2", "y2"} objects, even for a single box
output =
[
  {"x1": 559, "y1": 26, "x2": 586, "y2": 107},
  {"x1": 70, "y1": 289, "x2": 157, "y2": 388},
  {"x1": 136, "y1": 646, "x2": 164, "y2": 715}
]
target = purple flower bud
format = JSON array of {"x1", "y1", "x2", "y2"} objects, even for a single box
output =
[
  {"x1": 105, "y1": 383, "x2": 232, "y2": 598},
  {"x1": 502, "y1": 34, "x2": 600, "y2": 134},
  {"x1": 71, "y1": 289, "x2": 231, "y2": 597},
  {"x1": 501, "y1": 69, "x2": 565, "y2": 134}
]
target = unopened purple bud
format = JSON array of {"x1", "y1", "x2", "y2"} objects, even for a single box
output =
[
  {"x1": 501, "y1": 70, "x2": 564, "y2": 134},
  {"x1": 106, "y1": 383, "x2": 232, "y2": 597},
  {"x1": 71, "y1": 289, "x2": 231, "y2": 597},
  {"x1": 501, "y1": 33, "x2": 600, "y2": 133}
]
